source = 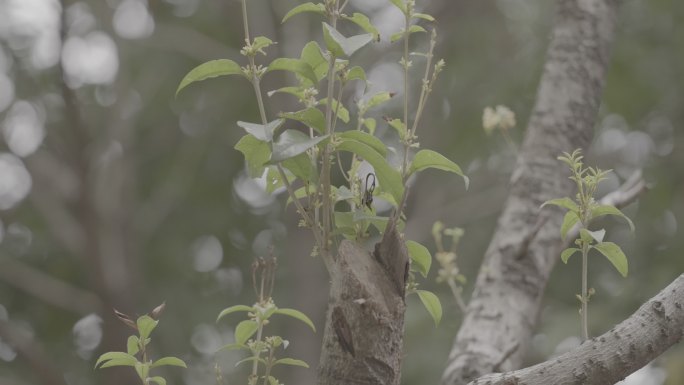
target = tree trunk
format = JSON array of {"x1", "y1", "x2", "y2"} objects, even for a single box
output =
[
  {"x1": 442, "y1": 0, "x2": 620, "y2": 383},
  {"x1": 318, "y1": 219, "x2": 409, "y2": 385}
]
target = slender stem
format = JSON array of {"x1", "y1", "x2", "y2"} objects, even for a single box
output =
[
  {"x1": 447, "y1": 278, "x2": 467, "y2": 313},
  {"x1": 241, "y1": 0, "x2": 250, "y2": 43},
  {"x1": 581, "y1": 241, "x2": 589, "y2": 341}
]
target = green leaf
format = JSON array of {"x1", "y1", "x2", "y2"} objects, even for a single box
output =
[
  {"x1": 561, "y1": 210, "x2": 580, "y2": 241},
  {"x1": 322, "y1": 23, "x2": 374, "y2": 57},
  {"x1": 282, "y1": 2, "x2": 325, "y2": 23},
  {"x1": 271, "y1": 130, "x2": 329, "y2": 163},
  {"x1": 237, "y1": 120, "x2": 284, "y2": 142},
  {"x1": 136, "y1": 316, "x2": 158, "y2": 341},
  {"x1": 560, "y1": 247, "x2": 580, "y2": 264},
  {"x1": 219, "y1": 343, "x2": 248, "y2": 351},
  {"x1": 385, "y1": 118, "x2": 406, "y2": 139},
  {"x1": 135, "y1": 362, "x2": 150, "y2": 380},
  {"x1": 593, "y1": 242, "x2": 629, "y2": 277},
  {"x1": 390, "y1": 25, "x2": 427, "y2": 43},
  {"x1": 273, "y1": 308, "x2": 316, "y2": 332},
  {"x1": 300, "y1": 42, "x2": 328, "y2": 82},
  {"x1": 388, "y1": 0, "x2": 407, "y2": 14},
  {"x1": 346, "y1": 66, "x2": 367, "y2": 83},
  {"x1": 416, "y1": 290, "x2": 442, "y2": 326},
  {"x1": 216, "y1": 305, "x2": 254, "y2": 323},
  {"x1": 280, "y1": 108, "x2": 326, "y2": 134},
  {"x1": 252, "y1": 36, "x2": 275, "y2": 54},
  {"x1": 541, "y1": 197, "x2": 579, "y2": 212},
  {"x1": 336, "y1": 139, "x2": 404, "y2": 204},
  {"x1": 267, "y1": 86, "x2": 305, "y2": 99},
  {"x1": 366, "y1": 92, "x2": 394, "y2": 110},
  {"x1": 176, "y1": 59, "x2": 245, "y2": 96},
  {"x1": 413, "y1": 12, "x2": 435, "y2": 21},
  {"x1": 406, "y1": 240, "x2": 431, "y2": 277},
  {"x1": 235, "y1": 134, "x2": 271, "y2": 178},
  {"x1": 320, "y1": 98, "x2": 350, "y2": 123},
  {"x1": 273, "y1": 358, "x2": 310, "y2": 368},
  {"x1": 590, "y1": 204, "x2": 635, "y2": 231},
  {"x1": 344, "y1": 13, "x2": 380, "y2": 41},
  {"x1": 266, "y1": 58, "x2": 318, "y2": 85},
  {"x1": 363, "y1": 118, "x2": 377, "y2": 134},
  {"x1": 235, "y1": 356, "x2": 266, "y2": 368},
  {"x1": 409, "y1": 149, "x2": 469, "y2": 189},
  {"x1": 586, "y1": 229, "x2": 606, "y2": 243},
  {"x1": 151, "y1": 356, "x2": 187, "y2": 368},
  {"x1": 579, "y1": 228, "x2": 594, "y2": 244},
  {"x1": 127, "y1": 336, "x2": 139, "y2": 356},
  {"x1": 147, "y1": 376, "x2": 166, "y2": 385},
  {"x1": 148, "y1": 377, "x2": 167, "y2": 385},
  {"x1": 338, "y1": 131, "x2": 387, "y2": 157},
  {"x1": 282, "y1": 152, "x2": 316, "y2": 182},
  {"x1": 95, "y1": 352, "x2": 138, "y2": 369},
  {"x1": 235, "y1": 320, "x2": 259, "y2": 345}
]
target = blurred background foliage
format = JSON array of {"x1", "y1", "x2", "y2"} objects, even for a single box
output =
[{"x1": 0, "y1": 0, "x2": 682, "y2": 384}]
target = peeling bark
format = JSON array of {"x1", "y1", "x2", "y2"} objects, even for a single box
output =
[
  {"x1": 441, "y1": 0, "x2": 620, "y2": 384},
  {"x1": 317, "y1": 219, "x2": 409, "y2": 385},
  {"x1": 469, "y1": 274, "x2": 684, "y2": 385}
]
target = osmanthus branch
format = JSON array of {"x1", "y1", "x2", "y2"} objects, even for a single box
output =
[{"x1": 469, "y1": 273, "x2": 684, "y2": 385}]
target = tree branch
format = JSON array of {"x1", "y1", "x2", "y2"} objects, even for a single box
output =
[
  {"x1": 469, "y1": 273, "x2": 684, "y2": 385},
  {"x1": 442, "y1": 0, "x2": 621, "y2": 383}
]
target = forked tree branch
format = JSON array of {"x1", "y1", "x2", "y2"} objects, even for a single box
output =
[{"x1": 469, "y1": 273, "x2": 684, "y2": 385}]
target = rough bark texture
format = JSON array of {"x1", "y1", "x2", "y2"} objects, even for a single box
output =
[
  {"x1": 469, "y1": 273, "x2": 684, "y2": 385},
  {"x1": 442, "y1": 0, "x2": 620, "y2": 384},
  {"x1": 318, "y1": 219, "x2": 409, "y2": 385}
]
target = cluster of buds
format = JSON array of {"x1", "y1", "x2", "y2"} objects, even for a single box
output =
[{"x1": 482, "y1": 105, "x2": 516, "y2": 136}]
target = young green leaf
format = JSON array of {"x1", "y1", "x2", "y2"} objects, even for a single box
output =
[
  {"x1": 561, "y1": 247, "x2": 580, "y2": 263},
  {"x1": 135, "y1": 362, "x2": 150, "y2": 380},
  {"x1": 235, "y1": 134, "x2": 271, "y2": 178},
  {"x1": 541, "y1": 197, "x2": 579, "y2": 212},
  {"x1": 216, "y1": 304, "x2": 254, "y2": 323},
  {"x1": 322, "y1": 23, "x2": 374, "y2": 57},
  {"x1": 413, "y1": 12, "x2": 435, "y2": 21},
  {"x1": 590, "y1": 204, "x2": 635, "y2": 231},
  {"x1": 237, "y1": 119, "x2": 284, "y2": 142},
  {"x1": 136, "y1": 315, "x2": 158, "y2": 341},
  {"x1": 343, "y1": 13, "x2": 380, "y2": 41},
  {"x1": 126, "y1": 335, "x2": 140, "y2": 356},
  {"x1": 593, "y1": 242, "x2": 628, "y2": 277},
  {"x1": 346, "y1": 66, "x2": 367, "y2": 83},
  {"x1": 271, "y1": 130, "x2": 329, "y2": 163},
  {"x1": 387, "y1": 0, "x2": 407, "y2": 14},
  {"x1": 176, "y1": 59, "x2": 245, "y2": 96},
  {"x1": 282, "y1": 2, "x2": 325, "y2": 23},
  {"x1": 267, "y1": 86, "x2": 305, "y2": 99},
  {"x1": 95, "y1": 352, "x2": 138, "y2": 369},
  {"x1": 408, "y1": 149, "x2": 469, "y2": 189},
  {"x1": 416, "y1": 290, "x2": 442, "y2": 326},
  {"x1": 235, "y1": 320, "x2": 259, "y2": 345},
  {"x1": 282, "y1": 152, "x2": 316, "y2": 183},
  {"x1": 390, "y1": 25, "x2": 427, "y2": 43},
  {"x1": 338, "y1": 131, "x2": 387, "y2": 157},
  {"x1": 365, "y1": 92, "x2": 394, "y2": 110},
  {"x1": 319, "y1": 98, "x2": 350, "y2": 123},
  {"x1": 300, "y1": 41, "x2": 328, "y2": 82},
  {"x1": 266, "y1": 58, "x2": 318, "y2": 85},
  {"x1": 586, "y1": 229, "x2": 606, "y2": 243},
  {"x1": 273, "y1": 308, "x2": 316, "y2": 332},
  {"x1": 336, "y1": 139, "x2": 404, "y2": 204},
  {"x1": 280, "y1": 108, "x2": 327, "y2": 134},
  {"x1": 151, "y1": 357, "x2": 188, "y2": 368},
  {"x1": 219, "y1": 343, "x2": 248, "y2": 351},
  {"x1": 363, "y1": 118, "x2": 377, "y2": 134},
  {"x1": 273, "y1": 358, "x2": 310, "y2": 368},
  {"x1": 147, "y1": 377, "x2": 167, "y2": 385},
  {"x1": 385, "y1": 118, "x2": 406, "y2": 139},
  {"x1": 560, "y1": 210, "x2": 580, "y2": 241},
  {"x1": 252, "y1": 36, "x2": 275, "y2": 54},
  {"x1": 406, "y1": 240, "x2": 431, "y2": 278},
  {"x1": 235, "y1": 356, "x2": 266, "y2": 368}
]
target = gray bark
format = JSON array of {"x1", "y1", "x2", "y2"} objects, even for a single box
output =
[
  {"x1": 318, "y1": 219, "x2": 409, "y2": 385},
  {"x1": 469, "y1": 273, "x2": 684, "y2": 385},
  {"x1": 442, "y1": 0, "x2": 620, "y2": 383}
]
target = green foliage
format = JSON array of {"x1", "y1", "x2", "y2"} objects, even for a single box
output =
[
  {"x1": 176, "y1": 0, "x2": 466, "y2": 374},
  {"x1": 216, "y1": 259, "x2": 313, "y2": 385},
  {"x1": 95, "y1": 303, "x2": 187, "y2": 385},
  {"x1": 543, "y1": 149, "x2": 635, "y2": 340}
]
